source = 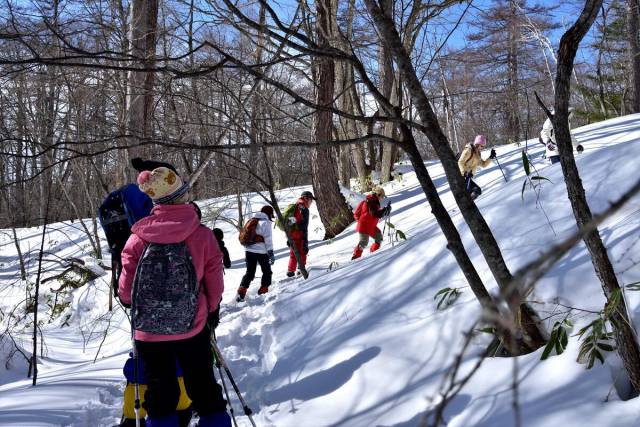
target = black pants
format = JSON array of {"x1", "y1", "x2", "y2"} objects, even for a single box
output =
[
  {"x1": 135, "y1": 326, "x2": 226, "y2": 418},
  {"x1": 464, "y1": 174, "x2": 482, "y2": 198},
  {"x1": 239, "y1": 251, "x2": 272, "y2": 289}
]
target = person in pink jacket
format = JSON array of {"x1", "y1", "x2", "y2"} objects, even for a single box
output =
[{"x1": 119, "y1": 159, "x2": 230, "y2": 427}]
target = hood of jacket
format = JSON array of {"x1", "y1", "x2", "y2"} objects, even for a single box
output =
[{"x1": 131, "y1": 203, "x2": 200, "y2": 243}]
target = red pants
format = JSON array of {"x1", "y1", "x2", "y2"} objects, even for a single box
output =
[{"x1": 287, "y1": 238, "x2": 307, "y2": 272}]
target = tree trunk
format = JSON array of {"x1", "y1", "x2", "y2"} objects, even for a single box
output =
[
  {"x1": 311, "y1": 0, "x2": 353, "y2": 238},
  {"x1": 379, "y1": 1, "x2": 397, "y2": 184},
  {"x1": 506, "y1": 1, "x2": 521, "y2": 142},
  {"x1": 627, "y1": 0, "x2": 640, "y2": 113},
  {"x1": 126, "y1": 0, "x2": 158, "y2": 161},
  {"x1": 553, "y1": 0, "x2": 640, "y2": 393}
]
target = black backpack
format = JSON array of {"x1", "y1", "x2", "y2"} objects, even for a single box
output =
[
  {"x1": 98, "y1": 184, "x2": 153, "y2": 297},
  {"x1": 131, "y1": 242, "x2": 199, "y2": 335}
]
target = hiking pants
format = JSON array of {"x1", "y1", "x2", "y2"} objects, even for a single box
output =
[
  {"x1": 239, "y1": 251, "x2": 272, "y2": 289},
  {"x1": 464, "y1": 174, "x2": 482, "y2": 198},
  {"x1": 135, "y1": 326, "x2": 227, "y2": 419},
  {"x1": 357, "y1": 231, "x2": 383, "y2": 249},
  {"x1": 287, "y1": 238, "x2": 307, "y2": 273}
]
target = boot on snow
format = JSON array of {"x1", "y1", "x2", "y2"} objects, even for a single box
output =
[
  {"x1": 370, "y1": 242, "x2": 380, "y2": 253},
  {"x1": 351, "y1": 246, "x2": 363, "y2": 260},
  {"x1": 286, "y1": 271, "x2": 295, "y2": 278},
  {"x1": 236, "y1": 286, "x2": 247, "y2": 302},
  {"x1": 258, "y1": 285, "x2": 269, "y2": 295}
]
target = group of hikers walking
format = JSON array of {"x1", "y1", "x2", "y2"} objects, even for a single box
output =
[{"x1": 98, "y1": 111, "x2": 581, "y2": 427}]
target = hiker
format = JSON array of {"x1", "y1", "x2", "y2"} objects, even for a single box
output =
[
  {"x1": 352, "y1": 187, "x2": 391, "y2": 260},
  {"x1": 120, "y1": 355, "x2": 193, "y2": 427},
  {"x1": 457, "y1": 135, "x2": 496, "y2": 200},
  {"x1": 236, "y1": 205, "x2": 275, "y2": 301},
  {"x1": 98, "y1": 181, "x2": 153, "y2": 299},
  {"x1": 118, "y1": 158, "x2": 231, "y2": 427},
  {"x1": 539, "y1": 108, "x2": 583, "y2": 164},
  {"x1": 213, "y1": 229, "x2": 231, "y2": 270},
  {"x1": 286, "y1": 191, "x2": 315, "y2": 277}
]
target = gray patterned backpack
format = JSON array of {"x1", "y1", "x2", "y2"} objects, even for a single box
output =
[{"x1": 131, "y1": 242, "x2": 199, "y2": 334}]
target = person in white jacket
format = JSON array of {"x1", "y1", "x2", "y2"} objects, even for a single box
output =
[
  {"x1": 237, "y1": 206, "x2": 275, "y2": 302},
  {"x1": 539, "y1": 108, "x2": 583, "y2": 164}
]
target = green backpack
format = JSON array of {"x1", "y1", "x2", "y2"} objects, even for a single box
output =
[{"x1": 276, "y1": 203, "x2": 298, "y2": 231}]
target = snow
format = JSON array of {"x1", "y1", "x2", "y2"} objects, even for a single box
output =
[{"x1": 2, "y1": 114, "x2": 640, "y2": 426}]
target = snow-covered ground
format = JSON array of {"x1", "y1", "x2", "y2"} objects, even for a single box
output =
[{"x1": 1, "y1": 114, "x2": 640, "y2": 426}]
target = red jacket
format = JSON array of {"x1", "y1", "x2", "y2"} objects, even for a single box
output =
[
  {"x1": 290, "y1": 198, "x2": 309, "y2": 241},
  {"x1": 354, "y1": 194, "x2": 385, "y2": 237}
]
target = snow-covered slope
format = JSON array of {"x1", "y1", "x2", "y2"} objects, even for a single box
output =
[{"x1": 1, "y1": 114, "x2": 640, "y2": 426}]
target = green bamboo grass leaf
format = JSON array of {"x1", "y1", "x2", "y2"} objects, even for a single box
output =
[
  {"x1": 625, "y1": 281, "x2": 640, "y2": 291},
  {"x1": 522, "y1": 150, "x2": 530, "y2": 176},
  {"x1": 531, "y1": 176, "x2": 553, "y2": 183}
]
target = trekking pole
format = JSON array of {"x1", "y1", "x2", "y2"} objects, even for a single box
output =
[
  {"x1": 130, "y1": 279, "x2": 142, "y2": 427},
  {"x1": 212, "y1": 345, "x2": 239, "y2": 427},
  {"x1": 211, "y1": 332, "x2": 258, "y2": 427},
  {"x1": 129, "y1": 314, "x2": 141, "y2": 427},
  {"x1": 494, "y1": 155, "x2": 508, "y2": 183}
]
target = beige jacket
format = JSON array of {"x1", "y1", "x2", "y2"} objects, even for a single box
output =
[{"x1": 458, "y1": 144, "x2": 492, "y2": 176}]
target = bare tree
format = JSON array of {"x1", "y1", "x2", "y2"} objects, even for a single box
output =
[
  {"x1": 310, "y1": 0, "x2": 353, "y2": 238},
  {"x1": 550, "y1": 0, "x2": 640, "y2": 393},
  {"x1": 627, "y1": 0, "x2": 640, "y2": 112}
]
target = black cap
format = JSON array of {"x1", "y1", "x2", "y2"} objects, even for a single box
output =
[
  {"x1": 301, "y1": 191, "x2": 316, "y2": 200},
  {"x1": 131, "y1": 157, "x2": 178, "y2": 174}
]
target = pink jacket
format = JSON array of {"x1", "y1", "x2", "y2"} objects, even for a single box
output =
[{"x1": 118, "y1": 203, "x2": 224, "y2": 342}]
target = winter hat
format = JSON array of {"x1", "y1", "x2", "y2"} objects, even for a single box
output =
[
  {"x1": 473, "y1": 135, "x2": 487, "y2": 147},
  {"x1": 261, "y1": 205, "x2": 275, "y2": 221},
  {"x1": 136, "y1": 163, "x2": 189, "y2": 204},
  {"x1": 372, "y1": 186, "x2": 386, "y2": 198},
  {"x1": 131, "y1": 157, "x2": 178, "y2": 174},
  {"x1": 301, "y1": 191, "x2": 316, "y2": 200}
]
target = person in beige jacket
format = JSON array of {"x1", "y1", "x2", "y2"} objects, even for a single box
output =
[{"x1": 457, "y1": 135, "x2": 496, "y2": 200}]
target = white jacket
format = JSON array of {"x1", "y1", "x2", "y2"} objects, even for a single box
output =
[
  {"x1": 540, "y1": 115, "x2": 578, "y2": 158},
  {"x1": 244, "y1": 211, "x2": 274, "y2": 254}
]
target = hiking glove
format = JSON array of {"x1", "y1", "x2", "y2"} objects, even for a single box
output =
[
  {"x1": 208, "y1": 306, "x2": 220, "y2": 330},
  {"x1": 490, "y1": 149, "x2": 497, "y2": 159},
  {"x1": 576, "y1": 144, "x2": 584, "y2": 153},
  {"x1": 268, "y1": 250, "x2": 275, "y2": 265}
]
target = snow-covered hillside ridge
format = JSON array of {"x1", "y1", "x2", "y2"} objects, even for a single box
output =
[{"x1": 1, "y1": 114, "x2": 640, "y2": 426}]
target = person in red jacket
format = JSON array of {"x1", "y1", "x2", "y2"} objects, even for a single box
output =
[
  {"x1": 286, "y1": 190, "x2": 316, "y2": 277},
  {"x1": 352, "y1": 187, "x2": 391, "y2": 260}
]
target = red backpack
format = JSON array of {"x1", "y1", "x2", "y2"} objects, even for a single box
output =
[{"x1": 238, "y1": 218, "x2": 265, "y2": 246}]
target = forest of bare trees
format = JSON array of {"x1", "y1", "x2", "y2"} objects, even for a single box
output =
[
  {"x1": 2, "y1": 0, "x2": 640, "y2": 401},
  {"x1": 2, "y1": 0, "x2": 638, "y2": 230}
]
